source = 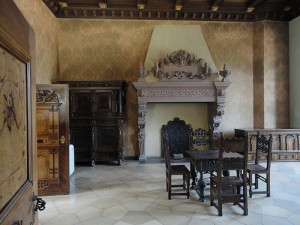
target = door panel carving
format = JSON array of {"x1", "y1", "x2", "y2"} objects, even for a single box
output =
[
  {"x1": 0, "y1": 0, "x2": 36, "y2": 223},
  {"x1": 36, "y1": 85, "x2": 69, "y2": 195}
]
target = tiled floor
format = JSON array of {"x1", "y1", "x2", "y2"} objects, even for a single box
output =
[{"x1": 39, "y1": 161, "x2": 300, "y2": 225}]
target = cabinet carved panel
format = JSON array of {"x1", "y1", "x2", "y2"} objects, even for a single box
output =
[
  {"x1": 235, "y1": 129, "x2": 300, "y2": 161},
  {"x1": 36, "y1": 97, "x2": 61, "y2": 190},
  {"x1": 36, "y1": 84, "x2": 70, "y2": 196},
  {"x1": 59, "y1": 81, "x2": 126, "y2": 165}
]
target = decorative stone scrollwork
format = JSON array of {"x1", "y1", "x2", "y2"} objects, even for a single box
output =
[{"x1": 153, "y1": 49, "x2": 212, "y2": 80}]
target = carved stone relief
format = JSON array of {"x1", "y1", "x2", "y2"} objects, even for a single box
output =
[{"x1": 153, "y1": 49, "x2": 212, "y2": 80}]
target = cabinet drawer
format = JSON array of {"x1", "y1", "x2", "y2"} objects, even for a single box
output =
[{"x1": 277, "y1": 153, "x2": 298, "y2": 160}]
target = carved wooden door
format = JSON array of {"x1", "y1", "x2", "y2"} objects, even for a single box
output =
[
  {"x1": 36, "y1": 84, "x2": 70, "y2": 195},
  {"x1": 0, "y1": 1, "x2": 41, "y2": 224}
]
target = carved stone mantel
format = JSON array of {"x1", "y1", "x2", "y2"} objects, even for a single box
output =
[
  {"x1": 133, "y1": 50, "x2": 231, "y2": 163},
  {"x1": 132, "y1": 79, "x2": 231, "y2": 163}
]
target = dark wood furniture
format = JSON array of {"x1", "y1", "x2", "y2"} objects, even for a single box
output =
[
  {"x1": 162, "y1": 135, "x2": 190, "y2": 200},
  {"x1": 59, "y1": 81, "x2": 126, "y2": 166},
  {"x1": 210, "y1": 135, "x2": 248, "y2": 216},
  {"x1": 235, "y1": 129, "x2": 300, "y2": 161},
  {"x1": 161, "y1": 117, "x2": 192, "y2": 158},
  {"x1": 43, "y1": 0, "x2": 300, "y2": 22},
  {"x1": 247, "y1": 133, "x2": 272, "y2": 198},
  {"x1": 187, "y1": 150, "x2": 219, "y2": 201},
  {"x1": 36, "y1": 84, "x2": 70, "y2": 195}
]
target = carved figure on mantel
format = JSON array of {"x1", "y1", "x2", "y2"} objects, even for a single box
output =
[
  {"x1": 219, "y1": 64, "x2": 231, "y2": 82},
  {"x1": 138, "y1": 63, "x2": 149, "y2": 80},
  {"x1": 152, "y1": 49, "x2": 212, "y2": 80}
]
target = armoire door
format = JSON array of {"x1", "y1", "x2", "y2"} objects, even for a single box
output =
[{"x1": 36, "y1": 84, "x2": 70, "y2": 195}]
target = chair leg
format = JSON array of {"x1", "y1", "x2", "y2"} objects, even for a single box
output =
[
  {"x1": 218, "y1": 195, "x2": 222, "y2": 216},
  {"x1": 166, "y1": 172, "x2": 168, "y2": 192},
  {"x1": 168, "y1": 175, "x2": 171, "y2": 200},
  {"x1": 183, "y1": 174, "x2": 186, "y2": 190},
  {"x1": 243, "y1": 181, "x2": 248, "y2": 216},
  {"x1": 255, "y1": 174, "x2": 259, "y2": 189},
  {"x1": 186, "y1": 175, "x2": 190, "y2": 199},
  {"x1": 248, "y1": 172, "x2": 253, "y2": 198},
  {"x1": 267, "y1": 173, "x2": 270, "y2": 197}
]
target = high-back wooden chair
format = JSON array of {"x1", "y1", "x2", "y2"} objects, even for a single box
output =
[
  {"x1": 161, "y1": 117, "x2": 192, "y2": 159},
  {"x1": 247, "y1": 132, "x2": 272, "y2": 197},
  {"x1": 210, "y1": 134, "x2": 248, "y2": 216},
  {"x1": 162, "y1": 134, "x2": 190, "y2": 200}
]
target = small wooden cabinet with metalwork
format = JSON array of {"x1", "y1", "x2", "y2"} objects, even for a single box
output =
[{"x1": 60, "y1": 81, "x2": 126, "y2": 165}]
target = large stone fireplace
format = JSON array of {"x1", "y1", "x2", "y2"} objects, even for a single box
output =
[{"x1": 133, "y1": 50, "x2": 231, "y2": 163}]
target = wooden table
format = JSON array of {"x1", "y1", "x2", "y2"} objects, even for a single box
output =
[
  {"x1": 187, "y1": 150, "x2": 219, "y2": 201},
  {"x1": 187, "y1": 150, "x2": 244, "y2": 201}
]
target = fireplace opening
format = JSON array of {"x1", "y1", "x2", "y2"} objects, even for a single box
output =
[{"x1": 145, "y1": 103, "x2": 208, "y2": 158}]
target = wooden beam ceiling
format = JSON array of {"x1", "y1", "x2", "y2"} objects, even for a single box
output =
[{"x1": 43, "y1": 0, "x2": 300, "y2": 21}]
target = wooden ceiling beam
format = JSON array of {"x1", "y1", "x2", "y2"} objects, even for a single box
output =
[
  {"x1": 245, "y1": 0, "x2": 266, "y2": 13},
  {"x1": 137, "y1": 0, "x2": 148, "y2": 9},
  {"x1": 209, "y1": 0, "x2": 224, "y2": 12},
  {"x1": 174, "y1": 0, "x2": 186, "y2": 11},
  {"x1": 44, "y1": 0, "x2": 300, "y2": 22}
]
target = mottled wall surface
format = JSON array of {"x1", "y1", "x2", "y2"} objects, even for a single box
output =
[
  {"x1": 57, "y1": 20, "x2": 257, "y2": 156},
  {"x1": 263, "y1": 21, "x2": 289, "y2": 128},
  {"x1": 253, "y1": 21, "x2": 265, "y2": 128},
  {"x1": 14, "y1": 0, "x2": 58, "y2": 84},
  {"x1": 201, "y1": 22, "x2": 254, "y2": 136},
  {"x1": 253, "y1": 21, "x2": 289, "y2": 129},
  {"x1": 12, "y1": 2, "x2": 290, "y2": 157},
  {"x1": 289, "y1": 17, "x2": 300, "y2": 128}
]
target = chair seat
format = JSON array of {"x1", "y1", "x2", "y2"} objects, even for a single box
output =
[
  {"x1": 212, "y1": 176, "x2": 243, "y2": 185},
  {"x1": 210, "y1": 134, "x2": 248, "y2": 216},
  {"x1": 170, "y1": 165, "x2": 190, "y2": 175},
  {"x1": 247, "y1": 164, "x2": 267, "y2": 173}
]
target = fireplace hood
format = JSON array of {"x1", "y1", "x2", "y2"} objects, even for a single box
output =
[{"x1": 132, "y1": 25, "x2": 231, "y2": 163}]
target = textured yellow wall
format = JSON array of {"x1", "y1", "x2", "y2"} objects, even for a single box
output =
[
  {"x1": 253, "y1": 21, "x2": 289, "y2": 129},
  {"x1": 56, "y1": 19, "x2": 289, "y2": 157},
  {"x1": 11, "y1": 0, "x2": 290, "y2": 157},
  {"x1": 14, "y1": 0, "x2": 58, "y2": 84},
  {"x1": 263, "y1": 21, "x2": 289, "y2": 128},
  {"x1": 289, "y1": 17, "x2": 300, "y2": 128}
]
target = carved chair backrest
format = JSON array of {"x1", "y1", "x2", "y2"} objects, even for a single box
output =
[
  {"x1": 254, "y1": 132, "x2": 272, "y2": 169},
  {"x1": 190, "y1": 128, "x2": 210, "y2": 150},
  {"x1": 161, "y1": 117, "x2": 192, "y2": 158},
  {"x1": 219, "y1": 133, "x2": 248, "y2": 172}
]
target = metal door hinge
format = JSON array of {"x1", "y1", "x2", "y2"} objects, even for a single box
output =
[
  {"x1": 60, "y1": 135, "x2": 65, "y2": 144},
  {"x1": 32, "y1": 193, "x2": 46, "y2": 211}
]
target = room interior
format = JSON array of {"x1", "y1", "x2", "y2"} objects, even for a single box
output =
[{"x1": 1, "y1": 0, "x2": 300, "y2": 224}]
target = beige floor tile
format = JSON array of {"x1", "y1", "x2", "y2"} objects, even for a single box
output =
[
  {"x1": 76, "y1": 206, "x2": 103, "y2": 222},
  {"x1": 39, "y1": 161, "x2": 300, "y2": 225}
]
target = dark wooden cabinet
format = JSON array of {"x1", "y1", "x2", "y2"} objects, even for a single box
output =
[
  {"x1": 59, "y1": 81, "x2": 126, "y2": 165},
  {"x1": 235, "y1": 129, "x2": 300, "y2": 161}
]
